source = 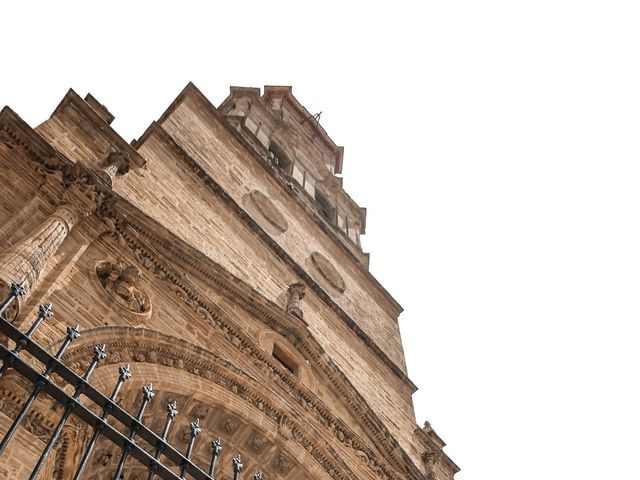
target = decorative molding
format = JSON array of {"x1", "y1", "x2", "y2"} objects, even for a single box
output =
[
  {"x1": 62, "y1": 326, "x2": 411, "y2": 480},
  {"x1": 249, "y1": 189, "x2": 288, "y2": 233},
  {"x1": 95, "y1": 259, "x2": 151, "y2": 315},
  {"x1": 62, "y1": 330, "x2": 367, "y2": 480},
  {"x1": 311, "y1": 252, "x2": 346, "y2": 293}
]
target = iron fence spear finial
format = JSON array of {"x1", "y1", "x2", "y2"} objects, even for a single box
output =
[
  {"x1": 179, "y1": 418, "x2": 202, "y2": 478},
  {"x1": 0, "y1": 280, "x2": 27, "y2": 317},
  {"x1": 112, "y1": 383, "x2": 154, "y2": 479},
  {"x1": 72, "y1": 363, "x2": 132, "y2": 480},
  {"x1": 0, "y1": 302, "x2": 53, "y2": 380},
  {"x1": 233, "y1": 454, "x2": 244, "y2": 480},
  {"x1": 209, "y1": 436, "x2": 223, "y2": 477},
  {"x1": 148, "y1": 400, "x2": 180, "y2": 480}
]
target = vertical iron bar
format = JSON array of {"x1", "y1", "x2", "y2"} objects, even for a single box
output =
[
  {"x1": 147, "y1": 401, "x2": 179, "y2": 480},
  {"x1": 0, "y1": 324, "x2": 80, "y2": 455},
  {"x1": 0, "y1": 280, "x2": 26, "y2": 317},
  {"x1": 112, "y1": 383, "x2": 154, "y2": 480},
  {"x1": 232, "y1": 455, "x2": 244, "y2": 480},
  {"x1": 72, "y1": 364, "x2": 132, "y2": 480},
  {"x1": 28, "y1": 344, "x2": 107, "y2": 479},
  {"x1": 208, "y1": 438, "x2": 222, "y2": 478},
  {"x1": 179, "y1": 418, "x2": 201, "y2": 479},
  {"x1": 0, "y1": 303, "x2": 52, "y2": 380}
]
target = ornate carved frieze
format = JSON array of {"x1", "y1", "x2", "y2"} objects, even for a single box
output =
[
  {"x1": 310, "y1": 252, "x2": 346, "y2": 293},
  {"x1": 95, "y1": 259, "x2": 151, "y2": 315},
  {"x1": 249, "y1": 189, "x2": 288, "y2": 233}
]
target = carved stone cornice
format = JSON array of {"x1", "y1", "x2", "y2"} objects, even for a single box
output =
[
  {"x1": 0, "y1": 109, "x2": 114, "y2": 218},
  {"x1": 0, "y1": 107, "x2": 59, "y2": 171}
]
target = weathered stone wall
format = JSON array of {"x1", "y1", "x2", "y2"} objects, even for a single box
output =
[
  {"x1": 159, "y1": 92, "x2": 407, "y2": 374},
  {"x1": 109, "y1": 123, "x2": 420, "y2": 463}
]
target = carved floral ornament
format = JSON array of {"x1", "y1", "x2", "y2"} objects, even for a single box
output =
[
  {"x1": 95, "y1": 259, "x2": 151, "y2": 315},
  {"x1": 310, "y1": 252, "x2": 346, "y2": 293},
  {"x1": 249, "y1": 189, "x2": 288, "y2": 233}
]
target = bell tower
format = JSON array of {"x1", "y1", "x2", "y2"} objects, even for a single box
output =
[{"x1": 0, "y1": 84, "x2": 458, "y2": 480}]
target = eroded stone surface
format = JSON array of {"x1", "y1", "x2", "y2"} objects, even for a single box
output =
[
  {"x1": 250, "y1": 189, "x2": 288, "y2": 232},
  {"x1": 311, "y1": 252, "x2": 346, "y2": 293}
]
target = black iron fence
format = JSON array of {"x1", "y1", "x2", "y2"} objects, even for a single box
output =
[{"x1": 0, "y1": 281, "x2": 260, "y2": 480}]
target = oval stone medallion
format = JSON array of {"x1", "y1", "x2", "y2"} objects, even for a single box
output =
[
  {"x1": 250, "y1": 190, "x2": 288, "y2": 233},
  {"x1": 310, "y1": 252, "x2": 346, "y2": 293}
]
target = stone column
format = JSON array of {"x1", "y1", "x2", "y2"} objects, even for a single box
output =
[{"x1": 0, "y1": 177, "x2": 102, "y2": 321}]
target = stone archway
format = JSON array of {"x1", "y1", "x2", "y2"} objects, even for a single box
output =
[{"x1": 58, "y1": 327, "x2": 358, "y2": 480}]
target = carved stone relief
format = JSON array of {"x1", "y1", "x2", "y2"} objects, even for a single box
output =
[
  {"x1": 273, "y1": 452, "x2": 294, "y2": 475},
  {"x1": 96, "y1": 259, "x2": 151, "y2": 315},
  {"x1": 221, "y1": 415, "x2": 241, "y2": 435},
  {"x1": 310, "y1": 252, "x2": 346, "y2": 293},
  {"x1": 249, "y1": 190, "x2": 288, "y2": 233},
  {"x1": 248, "y1": 431, "x2": 269, "y2": 453}
]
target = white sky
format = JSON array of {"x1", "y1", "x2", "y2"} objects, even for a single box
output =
[{"x1": 1, "y1": 2, "x2": 639, "y2": 479}]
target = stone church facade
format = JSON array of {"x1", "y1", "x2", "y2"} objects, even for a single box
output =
[{"x1": 0, "y1": 84, "x2": 458, "y2": 479}]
